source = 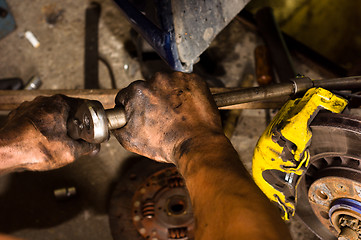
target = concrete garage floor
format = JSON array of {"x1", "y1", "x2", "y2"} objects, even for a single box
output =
[{"x1": 0, "y1": 0, "x2": 334, "y2": 239}]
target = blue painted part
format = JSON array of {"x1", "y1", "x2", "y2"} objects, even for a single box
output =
[
  {"x1": 329, "y1": 198, "x2": 361, "y2": 219},
  {"x1": 113, "y1": 0, "x2": 187, "y2": 72},
  {"x1": 154, "y1": 0, "x2": 186, "y2": 71},
  {"x1": 0, "y1": 0, "x2": 16, "y2": 40}
]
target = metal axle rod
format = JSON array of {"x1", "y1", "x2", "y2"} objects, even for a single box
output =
[
  {"x1": 0, "y1": 76, "x2": 361, "y2": 111},
  {"x1": 213, "y1": 76, "x2": 361, "y2": 107},
  {"x1": 0, "y1": 88, "x2": 284, "y2": 111}
]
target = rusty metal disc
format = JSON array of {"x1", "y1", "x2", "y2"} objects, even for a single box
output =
[
  {"x1": 296, "y1": 112, "x2": 361, "y2": 240},
  {"x1": 132, "y1": 167, "x2": 194, "y2": 240},
  {"x1": 108, "y1": 157, "x2": 194, "y2": 240}
]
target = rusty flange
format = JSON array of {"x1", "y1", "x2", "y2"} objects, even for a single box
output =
[
  {"x1": 132, "y1": 167, "x2": 194, "y2": 240},
  {"x1": 108, "y1": 157, "x2": 194, "y2": 240},
  {"x1": 296, "y1": 113, "x2": 361, "y2": 240},
  {"x1": 308, "y1": 176, "x2": 361, "y2": 239}
]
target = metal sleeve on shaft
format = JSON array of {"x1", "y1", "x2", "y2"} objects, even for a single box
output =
[{"x1": 106, "y1": 107, "x2": 127, "y2": 130}]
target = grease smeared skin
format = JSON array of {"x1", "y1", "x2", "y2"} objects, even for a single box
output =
[
  {"x1": 0, "y1": 95, "x2": 99, "y2": 174},
  {"x1": 112, "y1": 72, "x2": 222, "y2": 163},
  {"x1": 113, "y1": 72, "x2": 292, "y2": 240},
  {"x1": 178, "y1": 138, "x2": 193, "y2": 159},
  {"x1": 0, "y1": 233, "x2": 24, "y2": 240}
]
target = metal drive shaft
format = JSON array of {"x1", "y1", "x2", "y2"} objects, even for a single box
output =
[
  {"x1": 213, "y1": 76, "x2": 361, "y2": 107},
  {"x1": 68, "y1": 76, "x2": 361, "y2": 144}
]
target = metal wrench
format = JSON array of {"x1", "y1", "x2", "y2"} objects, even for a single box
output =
[{"x1": 67, "y1": 76, "x2": 361, "y2": 144}]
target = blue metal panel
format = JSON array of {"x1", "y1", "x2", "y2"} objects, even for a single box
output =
[
  {"x1": 0, "y1": 0, "x2": 16, "y2": 40},
  {"x1": 113, "y1": 0, "x2": 188, "y2": 72}
]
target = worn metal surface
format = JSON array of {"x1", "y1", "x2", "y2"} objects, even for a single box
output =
[
  {"x1": 296, "y1": 113, "x2": 361, "y2": 240},
  {"x1": 108, "y1": 157, "x2": 193, "y2": 240},
  {"x1": 214, "y1": 76, "x2": 361, "y2": 107},
  {"x1": 0, "y1": 88, "x2": 285, "y2": 111},
  {"x1": 2, "y1": 75, "x2": 361, "y2": 113},
  {"x1": 113, "y1": 0, "x2": 186, "y2": 72},
  {"x1": 172, "y1": 0, "x2": 250, "y2": 69},
  {"x1": 24, "y1": 76, "x2": 42, "y2": 90},
  {"x1": 308, "y1": 177, "x2": 361, "y2": 239},
  {"x1": 106, "y1": 107, "x2": 126, "y2": 130},
  {"x1": 132, "y1": 167, "x2": 194, "y2": 240},
  {"x1": 67, "y1": 100, "x2": 109, "y2": 144},
  {"x1": 68, "y1": 99, "x2": 126, "y2": 144}
]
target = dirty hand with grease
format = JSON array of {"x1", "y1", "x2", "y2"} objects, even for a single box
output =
[
  {"x1": 0, "y1": 95, "x2": 99, "y2": 174},
  {"x1": 112, "y1": 72, "x2": 224, "y2": 163},
  {"x1": 113, "y1": 72, "x2": 292, "y2": 240}
]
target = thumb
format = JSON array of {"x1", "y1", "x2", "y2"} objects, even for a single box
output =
[{"x1": 75, "y1": 140, "x2": 101, "y2": 158}]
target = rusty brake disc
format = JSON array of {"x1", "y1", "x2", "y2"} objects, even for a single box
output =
[{"x1": 296, "y1": 112, "x2": 361, "y2": 240}]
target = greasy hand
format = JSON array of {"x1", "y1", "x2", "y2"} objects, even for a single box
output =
[
  {"x1": 112, "y1": 72, "x2": 223, "y2": 163},
  {"x1": 0, "y1": 95, "x2": 99, "y2": 172}
]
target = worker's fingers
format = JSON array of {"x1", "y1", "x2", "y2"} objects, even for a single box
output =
[
  {"x1": 148, "y1": 72, "x2": 189, "y2": 91},
  {"x1": 112, "y1": 129, "x2": 132, "y2": 150},
  {"x1": 74, "y1": 140, "x2": 100, "y2": 158},
  {"x1": 147, "y1": 72, "x2": 206, "y2": 90},
  {"x1": 115, "y1": 80, "x2": 147, "y2": 107},
  {"x1": 0, "y1": 233, "x2": 24, "y2": 240}
]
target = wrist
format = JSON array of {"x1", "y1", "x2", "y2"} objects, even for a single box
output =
[
  {"x1": 0, "y1": 126, "x2": 43, "y2": 173},
  {"x1": 174, "y1": 131, "x2": 227, "y2": 157},
  {"x1": 173, "y1": 132, "x2": 235, "y2": 176}
]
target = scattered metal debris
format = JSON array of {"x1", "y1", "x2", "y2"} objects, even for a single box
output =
[
  {"x1": 53, "y1": 187, "x2": 77, "y2": 200},
  {"x1": 131, "y1": 167, "x2": 194, "y2": 240},
  {"x1": 24, "y1": 76, "x2": 42, "y2": 90},
  {"x1": 24, "y1": 30, "x2": 40, "y2": 48}
]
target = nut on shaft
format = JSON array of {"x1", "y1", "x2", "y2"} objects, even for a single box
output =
[{"x1": 67, "y1": 100, "x2": 126, "y2": 144}]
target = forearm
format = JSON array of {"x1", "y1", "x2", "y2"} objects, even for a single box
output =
[
  {"x1": 0, "y1": 128, "x2": 32, "y2": 174},
  {"x1": 175, "y1": 134, "x2": 292, "y2": 240},
  {"x1": 0, "y1": 234, "x2": 23, "y2": 240},
  {"x1": 0, "y1": 145, "x2": 27, "y2": 175},
  {"x1": 0, "y1": 126, "x2": 47, "y2": 174}
]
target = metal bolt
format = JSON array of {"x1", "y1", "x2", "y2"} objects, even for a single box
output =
[
  {"x1": 53, "y1": 187, "x2": 76, "y2": 200},
  {"x1": 24, "y1": 76, "x2": 42, "y2": 90}
]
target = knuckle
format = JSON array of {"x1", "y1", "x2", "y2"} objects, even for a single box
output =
[
  {"x1": 189, "y1": 73, "x2": 203, "y2": 82},
  {"x1": 190, "y1": 74, "x2": 207, "y2": 87},
  {"x1": 171, "y1": 71, "x2": 184, "y2": 78},
  {"x1": 33, "y1": 95, "x2": 46, "y2": 102},
  {"x1": 116, "y1": 80, "x2": 146, "y2": 104},
  {"x1": 51, "y1": 94, "x2": 66, "y2": 103},
  {"x1": 152, "y1": 72, "x2": 170, "y2": 84},
  {"x1": 130, "y1": 80, "x2": 147, "y2": 91},
  {"x1": 154, "y1": 71, "x2": 168, "y2": 79}
]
